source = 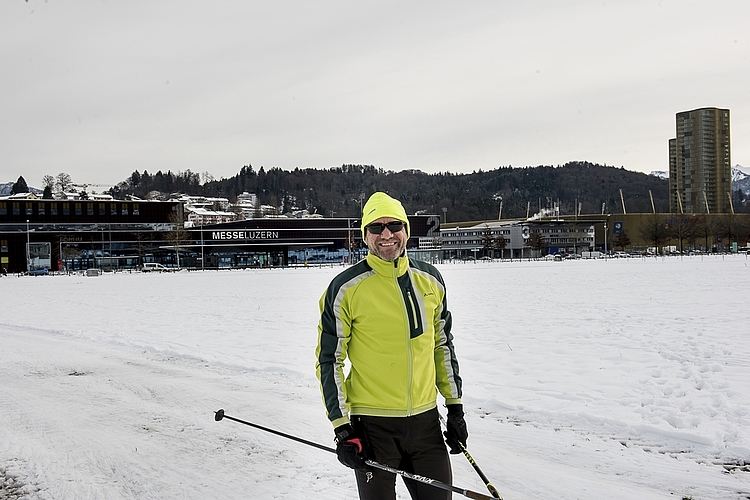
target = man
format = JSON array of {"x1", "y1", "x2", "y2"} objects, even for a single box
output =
[{"x1": 316, "y1": 192, "x2": 468, "y2": 500}]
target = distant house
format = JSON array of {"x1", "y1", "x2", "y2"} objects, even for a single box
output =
[
  {"x1": 184, "y1": 207, "x2": 236, "y2": 227},
  {"x1": 4, "y1": 192, "x2": 39, "y2": 200}
]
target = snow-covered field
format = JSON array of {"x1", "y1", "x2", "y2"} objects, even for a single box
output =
[{"x1": 1, "y1": 255, "x2": 750, "y2": 499}]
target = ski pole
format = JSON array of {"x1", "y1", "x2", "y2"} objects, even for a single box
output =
[
  {"x1": 440, "y1": 413, "x2": 503, "y2": 499},
  {"x1": 214, "y1": 408, "x2": 333, "y2": 453},
  {"x1": 458, "y1": 442, "x2": 502, "y2": 499},
  {"x1": 214, "y1": 409, "x2": 495, "y2": 500}
]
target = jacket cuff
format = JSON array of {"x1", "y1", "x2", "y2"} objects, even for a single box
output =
[
  {"x1": 445, "y1": 398, "x2": 462, "y2": 406},
  {"x1": 331, "y1": 415, "x2": 350, "y2": 428}
]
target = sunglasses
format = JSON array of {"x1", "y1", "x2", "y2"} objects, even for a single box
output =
[{"x1": 366, "y1": 221, "x2": 405, "y2": 235}]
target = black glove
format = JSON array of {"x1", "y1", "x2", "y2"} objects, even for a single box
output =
[
  {"x1": 444, "y1": 404, "x2": 468, "y2": 454},
  {"x1": 334, "y1": 424, "x2": 367, "y2": 469}
]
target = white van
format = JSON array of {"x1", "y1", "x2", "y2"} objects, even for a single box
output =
[{"x1": 142, "y1": 263, "x2": 170, "y2": 272}]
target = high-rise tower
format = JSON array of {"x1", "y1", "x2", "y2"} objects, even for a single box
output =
[{"x1": 669, "y1": 107, "x2": 731, "y2": 213}]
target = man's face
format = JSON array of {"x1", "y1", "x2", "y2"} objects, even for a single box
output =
[{"x1": 364, "y1": 217, "x2": 408, "y2": 261}]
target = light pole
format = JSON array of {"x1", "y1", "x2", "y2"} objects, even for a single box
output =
[
  {"x1": 109, "y1": 223, "x2": 113, "y2": 270},
  {"x1": 101, "y1": 228, "x2": 105, "y2": 270},
  {"x1": 353, "y1": 194, "x2": 364, "y2": 215},
  {"x1": 604, "y1": 216, "x2": 609, "y2": 259},
  {"x1": 26, "y1": 220, "x2": 30, "y2": 273}
]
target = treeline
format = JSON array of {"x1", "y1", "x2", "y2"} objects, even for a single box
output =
[{"x1": 110, "y1": 161, "x2": 673, "y2": 221}]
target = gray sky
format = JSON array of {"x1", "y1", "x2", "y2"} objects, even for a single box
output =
[{"x1": 2, "y1": 0, "x2": 750, "y2": 191}]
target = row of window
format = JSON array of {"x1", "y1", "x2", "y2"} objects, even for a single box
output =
[
  {"x1": 0, "y1": 202, "x2": 140, "y2": 217},
  {"x1": 547, "y1": 238, "x2": 594, "y2": 244},
  {"x1": 447, "y1": 230, "x2": 511, "y2": 237},
  {"x1": 444, "y1": 240, "x2": 488, "y2": 245},
  {"x1": 444, "y1": 237, "x2": 594, "y2": 246},
  {"x1": 535, "y1": 228, "x2": 591, "y2": 234}
]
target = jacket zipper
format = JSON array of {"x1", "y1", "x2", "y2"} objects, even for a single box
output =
[
  {"x1": 406, "y1": 290, "x2": 419, "y2": 331},
  {"x1": 396, "y1": 261, "x2": 414, "y2": 416}
]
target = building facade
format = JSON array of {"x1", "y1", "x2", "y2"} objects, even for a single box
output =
[
  {"x1": 0, "y1": 199, "x2": 182, "y2": 273},
  {"x1": 0, "y1": 197, "x2": 441, "y2": 273},
  {"x1": 669, "y1": 107, "x2": 732, "y2": 214},
  {"x1": 440, "y1": 219, "x2": 596, "y2": 259}
]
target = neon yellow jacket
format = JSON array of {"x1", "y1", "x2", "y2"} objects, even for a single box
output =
[{"x1": 316, "y1": 252, "x2": 462, "y2": 428}]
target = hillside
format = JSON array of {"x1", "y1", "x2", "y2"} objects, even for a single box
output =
[
  {"x1": 7, "y1": 162, "x2": 750, "y2": 220},
  {"x1": 111, "y1": 162, "x2": 672, "y2": 221}
]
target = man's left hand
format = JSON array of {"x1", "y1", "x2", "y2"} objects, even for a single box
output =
[{"x1": 444, "y1": 404, "x2": 468, "y2": 454}]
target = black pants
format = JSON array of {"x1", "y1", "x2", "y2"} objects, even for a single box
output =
[{"x1": 351, "y1": 408, "x2": 452, "y2": 500}]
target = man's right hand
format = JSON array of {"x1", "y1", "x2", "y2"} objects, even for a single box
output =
[{"x1": 334, "y1": 424, "x2": 367, "y2": 469}]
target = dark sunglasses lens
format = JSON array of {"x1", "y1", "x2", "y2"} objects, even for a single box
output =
[
  {"x1": 367, "y1": 221, "x2": 404, "y2": 234},
  {"x1": 386, "y1": 222, "x2": 404, "y2": 233}
]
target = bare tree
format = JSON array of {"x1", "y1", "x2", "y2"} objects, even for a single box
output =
[
  {"x1": 666, "y1": 216, "x2": 696, "y2": 254},
  {"x1": 201, "y1": 171, "x2": 215, "y2": 184},
  {"x1": 55, "y1": 173, "x2": 72, "y2": 192},
  {"x1": 638, "y1": 213, "x2": 668, "y2": 254},
  {"x1": 165, "y1": 210, "x2": 190, "y2": 268},
  {"x1": 715, "y1": 214, "x2": 750, "y2": 252},
  {"x1": 693, "y1": 217, "x2": 716, "y2": 252},
  {"x1": 229, "y1": 204, "x2": 244, "y2": 221},
  {"x1": 42, "y1": 175, "x2": 55, "y2": 189}
]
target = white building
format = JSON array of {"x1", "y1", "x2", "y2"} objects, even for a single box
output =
[
  {"x1": 235, "y1": 192, "x2": 259, "y2": 219},
  {"x1": 175, "y1": 195, "x2": 231, "y2": 211},
  {"x1": 441, "y1": 220, "x2": 522, "y2": 259},
  {"x1": 184, "y1": 207, "x2": 236, "y2": 227},
  {"x1": 440, "y1": 218, "x2": 595, "y2": 259}
]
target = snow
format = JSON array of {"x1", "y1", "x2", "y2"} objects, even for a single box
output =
[
  {"x1": 2, "y1": 255, "x2": 750, "y2": 499},
  {"x1": 733, "y1": 165, "x2": 750, "y2": 193}
]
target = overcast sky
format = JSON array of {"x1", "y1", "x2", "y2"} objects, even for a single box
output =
[{"x1": 2, "y1": 0, "x2": 749, "y2": 190}]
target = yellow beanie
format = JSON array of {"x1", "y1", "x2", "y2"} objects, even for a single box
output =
[{"x1": 361, "y1": 192, "x2": 410, "y2": 239}]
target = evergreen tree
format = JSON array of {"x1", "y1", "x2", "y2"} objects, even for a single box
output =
[
  {"x1": 480, "y1": 225, "x2": 495, "y2": 257},
  {"x1": 10, "y1": 175, "x2": 29, "y2": 194},
  {"x1": 612, "y1": 230, "x2": 631, "y2": 251},
  {"x1": 494, "y1": 234, "x2": 507, "y2": 259}
]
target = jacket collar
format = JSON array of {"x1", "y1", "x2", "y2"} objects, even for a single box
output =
[{"x1": 366, "y1": 251, "x2": 409, "y2": 277}]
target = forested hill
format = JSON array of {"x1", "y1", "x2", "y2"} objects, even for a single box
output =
[{"x1": 111, "y1": 161, "x2": 669, "y2": 221}]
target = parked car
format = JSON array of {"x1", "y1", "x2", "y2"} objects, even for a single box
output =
[
  {"x1": 141, "y1": 263, "x2": 171, "y2": 272},
  {"x1": 27, "y1": 267, "x2": 49, "y2": 276}
]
